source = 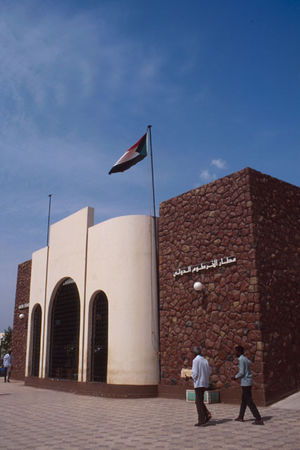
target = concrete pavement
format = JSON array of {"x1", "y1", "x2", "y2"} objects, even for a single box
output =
[{"x1": 0, "y1": 381, "x2": 299, "y2": 449}]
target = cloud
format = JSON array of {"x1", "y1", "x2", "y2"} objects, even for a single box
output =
[
  {"x1": 211, "y1": 158, "x2": 226, "y2": 169},
  {"x1": 199, "y1": 169, "x2": 217, "y2": 183},
  {"x1": 0, "y1": 7, "x2": 99, "y2": 110},
  {"x1": 0, "y1": 3, "x2": 166, "y2": 120},
  {"x1": 198, "y1": 158, "x2": 228, "y2": 184}
]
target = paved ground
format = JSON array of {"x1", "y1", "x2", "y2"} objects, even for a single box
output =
[{"x1": 0, "y1": 381, "x2": 299, "y2": 449}]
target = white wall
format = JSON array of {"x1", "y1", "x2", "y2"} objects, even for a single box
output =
[
  {"x1": 26, "y1": 208, "x2": 159, "y2": 387},
  {"x1": 25, "y1": 246, "x2": 47, "y2": 377},
  {"x1": 86, "y1": 215, "x2": 159, "y2": 385},
  {"x1": 42, "y1": 206, "x2": 94, "y2": 379}
]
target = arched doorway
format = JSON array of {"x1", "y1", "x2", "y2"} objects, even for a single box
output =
[
  {"x1": 90, "y1": 291, "x2": 108, "y2": 382},
  {"x1": 49, "y1": 278, "x2": 80, "y2": 380},
  {"x1": 31, "y1": 304, "x2": 42, "y2": 377}
]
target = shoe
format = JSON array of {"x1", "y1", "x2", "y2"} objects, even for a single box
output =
[
  {"x1": 234, "y1": 417, "x2": 244, "y2": 422},
  {"x1": 194, "y1": 422, "x2": 206, "y2": 427},
  {"x1": 205, "y1": 413, "x2": 212, "y2": 423},
  {"x1": 252, "y1": 419, "x2": 264, "y2": 425}
]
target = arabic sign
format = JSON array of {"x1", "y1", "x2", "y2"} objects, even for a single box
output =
[
  {"x1": 18, "y1": 303, "x2": 29, "y2": 310},
  {"x1": 173, "y1": 256, "x2": 237, "y2": 278}
]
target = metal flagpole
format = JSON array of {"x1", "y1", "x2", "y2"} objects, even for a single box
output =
[
  {"x1": 147, "y1": 125, "x2": 161, "y2": 380},
  {"x1": 147, "y1": 126, "x2": 157, "y2": 220},
  {"x1": 41, "y1": 194, "x2": 52, "y2": 377},
  {"x1": 47, "y1": 194, "x2": 52, "y2": 246}
]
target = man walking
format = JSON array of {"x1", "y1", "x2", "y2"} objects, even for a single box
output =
[
  {"x1": 192, "y1": 346, "x2": 211, "y2": 426},
  {"x1": 233, "y1": 345, "x2": 264, "y2": 425},
  {"x1": 3, "y1": 351, "x2": 13, "y2": 383}
]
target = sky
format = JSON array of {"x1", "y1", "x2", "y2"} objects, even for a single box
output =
[{"x1": 0, "y1": 0, "x2": 299, "y2": 331}]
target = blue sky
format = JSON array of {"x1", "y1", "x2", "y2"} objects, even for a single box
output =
[{"x1": 0, "y1": 0, "x2": 299, "y2": 331}]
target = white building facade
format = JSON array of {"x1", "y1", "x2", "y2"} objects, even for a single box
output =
[{"x1": 25, "y1": 207, "x2": 159, "y2": 395}]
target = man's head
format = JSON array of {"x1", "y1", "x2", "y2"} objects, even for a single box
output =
[
  {"x1": 235, "y1": 345, "x2": 244, "y2": 357},
  {"x1": 193, "y1": 346, "x2": 201, "y2": 356}
]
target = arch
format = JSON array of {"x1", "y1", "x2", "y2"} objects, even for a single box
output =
[
  {"x1": 48, "y1": 278, "x2": 80, "y2": 380},
  {"x1": 89, "y1": 291, "x2": 108, "y2": 382},
  {"x1": 31, "y1": 304, "x2": 42, "y2": 377}
]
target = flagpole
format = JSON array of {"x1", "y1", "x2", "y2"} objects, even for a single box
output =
[
  {"x1": 46, "y1": 194, "x2": 52, "y2": 246},
  {"x1": 147, "y1": 125, "x2": 161, "y2": 380},
  {"x1": 147, "y1": 125, "x2": 157, "y2": 220},
  {"x1": 41, "y1": 194, "x2": 52, "y2": 377}
]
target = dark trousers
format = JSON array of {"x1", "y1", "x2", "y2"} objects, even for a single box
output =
[
  {"x1": 238, "y1": 386, "x2": 261, "y2": 420},
  {"x1": 3, "y1": 367, "x2": 11, "y2": 382},
  {"x1": 195, "y1": 387, "x2": 211, "y2": 424}
]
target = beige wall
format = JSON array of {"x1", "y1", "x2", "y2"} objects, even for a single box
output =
[
  {"x1": 26, "y1": 208, "x2": 159, "y2": 386},
  {"x1": 85, "y1": 215, "x2": 159, "y2": 385},
  {"x1": 25, "y1": 247, "x2": 47, "y2": 377},
  {"x1": 42, "y1": 207, "x2": 94, "y2": 380}
]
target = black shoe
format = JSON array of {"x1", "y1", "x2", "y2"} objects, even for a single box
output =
[
  {"x1": 234, "y1": 417, "x2": 244, "y2": 422},
  {"x1": 194, "y1": 422, "x2": 206, "y2": 427},
  {"x1": 252, "y1": 419, "x2": 264, "y2": 425}
]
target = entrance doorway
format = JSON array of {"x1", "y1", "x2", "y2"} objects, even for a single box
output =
[
  {"x1": 90, "y1": 292, "x2": 108, "y2": 382},
  {"x1": 49, "y1": 278, "x2": 80, "y2": 380}
]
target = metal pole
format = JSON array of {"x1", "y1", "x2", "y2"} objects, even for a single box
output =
[
  {"x1": 47, "y1": 194, "x2": 52, "y2": 247},
  {"x1": 41, "y1": 194, "x2": 52, "y2": 377},
  {"x1": 147, "y1": 125, "x2": 161, "y2": 380},
  {"x1": 147, "y1": 126, "x2": 157, "y2": 219}
]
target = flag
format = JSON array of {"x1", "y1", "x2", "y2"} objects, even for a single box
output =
[{"x1": 109, "y1": 133, "x2": 147, "y2": 174}]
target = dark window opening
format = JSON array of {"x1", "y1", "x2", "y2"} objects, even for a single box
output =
[
  {"x1": 91, "y1": 292, "x2": 108, "y2": 382},
  {"x1": 49, "y1": 279, "x2": 80, "y2": 380},
  {"x1": 31, "y1": 305, "x2": 42, "y2": 377}
]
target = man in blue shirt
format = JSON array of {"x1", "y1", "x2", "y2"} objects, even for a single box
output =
[{"x1": 233, "y1": 346, "x2": 264, "y2": 425}]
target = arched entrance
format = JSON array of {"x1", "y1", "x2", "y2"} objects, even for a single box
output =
[
  {"x1": 49, "y1": 278, "x2": 80, "y2": 380},
  {"x1": 90, "y1": 291, "x2": 108, "y2": 382},
  {"x1": 31, "y1": 304, "x2": 42, "y2": 377}
]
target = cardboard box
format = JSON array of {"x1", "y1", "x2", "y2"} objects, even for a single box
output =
[
  {"x1": 186, "y1": 389, "x2": 220, "y2": 404},
  {"x1": 181, "y1": 368, "x2": 192, "y2": 378}
]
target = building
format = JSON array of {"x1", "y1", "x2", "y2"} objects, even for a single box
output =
[
  {"x1": 12, "y1": 168, "x2": 300, "y2": 405},
  {"x1": 13, "y1": 212, "x2": 159, "y2": 397}
]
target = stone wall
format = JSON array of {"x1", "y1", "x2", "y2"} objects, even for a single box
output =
[
  {"x1": 11, "y1": 260, "x2": 31, "y2": 380},
  {"x1": 251, "y1": 172, "x2": 300, "y2": 404},
  {"x1": 158, "y1": 167, "x2": 299, "y2": 405}
]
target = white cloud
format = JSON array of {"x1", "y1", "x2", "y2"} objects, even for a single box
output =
[
  {"x1": 199, "y1": 169, "x2": 217, "y2": 183},
  {"x1": 211, "y1": 158, "x2": 226, "y2": 169},
  {"x1": 0, "y1": 8, "x2": 98, "y2": 110},
  {"x1": 198, "y1": 158, "x2": 227, "y2": 185}
]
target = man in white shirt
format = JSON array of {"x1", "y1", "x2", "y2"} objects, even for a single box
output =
[
  {"x1": 3, "y1": 351, "x2": 13, "y2": 383},
  {"x1": 192, "y1": 346, "x2": 211, "y2": 426}
]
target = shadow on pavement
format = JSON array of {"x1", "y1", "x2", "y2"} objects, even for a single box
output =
[
  {"x1": 261, "y1": 415, "x2": 272, "y2": 422},
  {"x1": 205, "y1": 419, "x2": 233, "y2": 426}
]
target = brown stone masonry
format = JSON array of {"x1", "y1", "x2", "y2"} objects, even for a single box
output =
[
  {"x1": 158, "y1": 167, "x2": 299, "y2": 405},
  {"x1": 250, "y1": 172, "x2": 300, "y2": 404},
  {"x1": 11, "y1": 260, "x2": 31, "y2": 380}
]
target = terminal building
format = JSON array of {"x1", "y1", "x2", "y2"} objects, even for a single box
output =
[{"x1": 12, "y1": 168, "x2": 300, "y2": 405}]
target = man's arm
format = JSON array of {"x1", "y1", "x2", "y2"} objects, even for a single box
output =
[
  {"x1": 191, "y1": 359, "x2": 198, "y2": 381},
  {"x1": 235, "y1": 358, "x2": 245, "y2": 379}
]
